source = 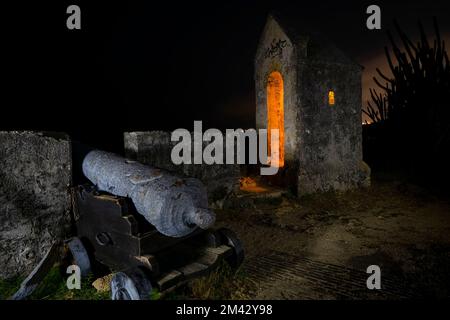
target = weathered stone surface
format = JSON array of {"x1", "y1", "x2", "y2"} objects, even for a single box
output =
[
  {"x1": 255, "y1": 13, "x2": 370, "y2": 195},
  {"x1": 124, "y1": 131, "x2": 240, "y2": 208},
  {"x1": 0, "y1": 131, "x2": 72, "y2": 279}
]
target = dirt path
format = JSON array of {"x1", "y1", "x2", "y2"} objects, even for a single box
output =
[{"x1": 216, "y1": 179, "x2": 450, "y2": 299}]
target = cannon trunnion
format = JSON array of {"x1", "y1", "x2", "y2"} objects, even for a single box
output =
[{"x1": 70, "y1": 185, "x2": 243, "y2": 299}]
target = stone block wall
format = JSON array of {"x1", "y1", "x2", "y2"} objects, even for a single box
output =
[
  {"x1": 298, "y1": 61, "x2": 369, "y2": 194},
  {"x1": 0, "y1": 131, "x2": 72, "y2": 279},
  {"x1": 124, "y1": 131, "x2": 241, "y2": 208}
]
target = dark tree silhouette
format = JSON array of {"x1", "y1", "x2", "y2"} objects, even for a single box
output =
[{"x1": 364, "y1": 18, "x2": 450, "y2": 184}]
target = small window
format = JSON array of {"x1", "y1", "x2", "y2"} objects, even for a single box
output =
[{"x1": 328, "y1": 90, "x2": 335, "y2": 106}]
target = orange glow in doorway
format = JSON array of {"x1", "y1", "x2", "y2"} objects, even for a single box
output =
[{"x1": 267, "y1": 71, "x2": 284, "y2": 167}]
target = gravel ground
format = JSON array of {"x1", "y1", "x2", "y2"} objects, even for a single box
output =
[{"x1": 216, "y1": 177, "x2": 450, "y2": 299}]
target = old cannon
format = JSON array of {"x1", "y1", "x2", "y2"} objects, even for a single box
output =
[
  {"x1": 82, "y1": 150, "x2": 216, "y2": 237},
  {"x1": 67, "y1": 150, "x2": 244, "y2": 300}
]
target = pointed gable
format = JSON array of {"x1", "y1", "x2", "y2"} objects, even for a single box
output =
[{"x1": 269, "y1": 11, "x2": 361, "y2": 67}]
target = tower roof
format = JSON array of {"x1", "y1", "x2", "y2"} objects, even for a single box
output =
[{"x1": 269, "y1": 11, "x2": 361, "y2": 67}]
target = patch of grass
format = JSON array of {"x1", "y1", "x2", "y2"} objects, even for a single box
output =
[
  {"x1": 192, "y1": 262, "x2": 253, "y2": 300},
  {"x1": 29, "y1": 266, "x2": 110, "y2": 300},
  {"x1": 150, "y1": 288, "x2": 161, "y2": 300},
  {"x1": 165, "y1": 261, "x2": 253, "y2": 300},
  {"x1": 0, "y1": 276, "x2": 23, "y2": 299}
]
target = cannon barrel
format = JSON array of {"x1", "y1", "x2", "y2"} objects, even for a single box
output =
[{"x1": 82, "y1": 150, "x2": 215, "y2": 237}]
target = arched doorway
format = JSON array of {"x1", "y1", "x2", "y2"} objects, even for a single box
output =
[{"x1": 266, "y1": 71, "x2": 284, "y2": 168}]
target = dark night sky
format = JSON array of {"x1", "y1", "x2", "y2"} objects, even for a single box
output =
[{"x1": 2, "y1": 0, "x2": 450, "y2": 151}]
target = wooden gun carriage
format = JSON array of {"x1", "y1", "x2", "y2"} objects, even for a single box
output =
[{"x1": 67, "y1": 184, "x2": 244, "y2": 300}]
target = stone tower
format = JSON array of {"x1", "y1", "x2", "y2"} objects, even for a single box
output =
[{"x1": 255, "y1": 12, "x2": 370, "y2": 195}]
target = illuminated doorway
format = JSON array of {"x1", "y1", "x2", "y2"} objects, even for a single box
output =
[{"x1": 266, "y1": 71, "x2": 285, "y2": 167}]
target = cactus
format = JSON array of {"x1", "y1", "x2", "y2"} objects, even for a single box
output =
[{"x1": 364, "y1": 18, "x2": 450, "y2": 180}]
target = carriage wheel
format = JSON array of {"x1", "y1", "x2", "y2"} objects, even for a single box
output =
[
  {"x1": 66, "y1": 237, "x2": 92, "y2": 277},
  {"x1": 217, "y1": 228, "x2": 245, "y2": 269},
  {"x1": 110, "y1": 267, "x2": 153, "y2": 300}
]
